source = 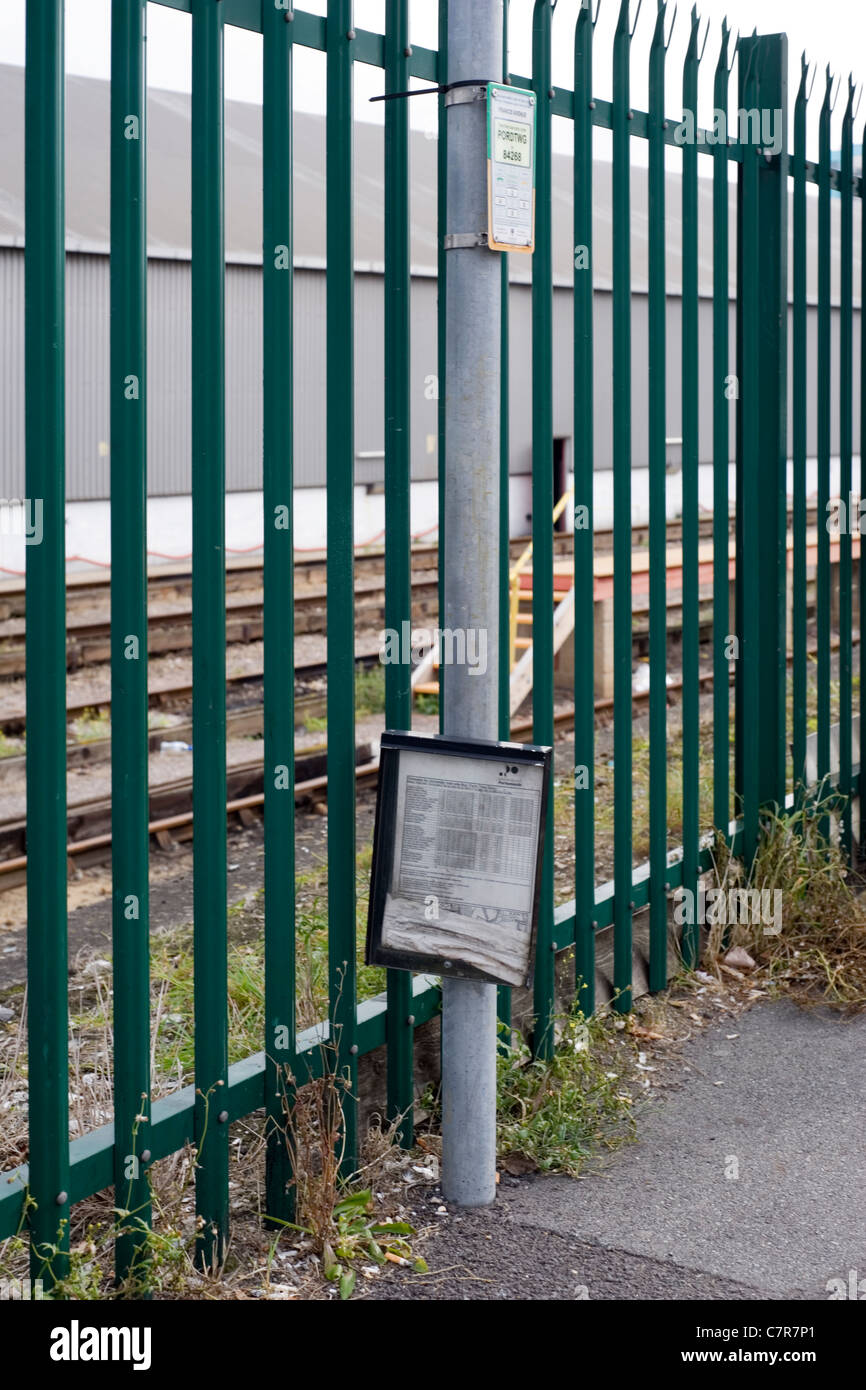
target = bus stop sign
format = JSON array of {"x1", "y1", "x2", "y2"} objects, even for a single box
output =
[{"x1": 487, "y1": 82, "x2": 536, "y2": 254}]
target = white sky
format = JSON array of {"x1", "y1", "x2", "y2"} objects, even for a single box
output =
[{"x1": 0, "y1": 1, "x2": 863, "y2": 159}]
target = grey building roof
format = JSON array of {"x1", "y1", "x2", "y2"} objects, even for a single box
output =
[{"x1": 0, "y1": 61, "x2": 856, "y2": 300}]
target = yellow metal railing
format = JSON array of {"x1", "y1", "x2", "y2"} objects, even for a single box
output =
[{"x1": 508, "y1": 486, "x2": 574, "y2": 669}]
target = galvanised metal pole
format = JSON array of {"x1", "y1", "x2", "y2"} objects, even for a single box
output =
[{"x1": 440, "y1": 0, "x2": 502, "y2": 1207}]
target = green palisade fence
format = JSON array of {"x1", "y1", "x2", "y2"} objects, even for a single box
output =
[{"x1": 3, "y1": 0, "x2": 864, "y2": 1283}]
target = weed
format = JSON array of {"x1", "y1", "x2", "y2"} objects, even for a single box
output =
[
  {"x1": 69, "y1": 707, "x2": 111, "y2": 743},
  {"x1": 355, "y1": 664, "x2": 386, "y2": 719},
  {"x1": 414, "y1": 690, "x2": 439, "y2": 717},
  {"x1": 0, "y1": 731, "x2": 23, "y2": 758},
  {"x1": 491, "y1": 1011, "x2": 637, "y2": 1176},
  {"x1": 705, "y1": 788, "x2": 866, "y2": 1010}
]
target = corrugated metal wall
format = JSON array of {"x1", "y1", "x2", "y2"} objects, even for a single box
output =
[
  {"x1": 0, "y1": 251, "x2": 444, "y2": 501},
  {"x1": 0, "y1": 249, "x2": 24, "y2": 499},
  {"x1": 0, "y1": 246, "x2": 856, "y2": 502}
]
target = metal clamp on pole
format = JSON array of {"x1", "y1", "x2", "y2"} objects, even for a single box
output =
[
  {"x1": 370, "y1": 76, "x2": 497, "y2": 104},
  {"x1": 444, "y1": 231, "x2": 489, "y2": 250},
  {"x1": 444, "y1": 83, "x2": 488, "y2": 106}
]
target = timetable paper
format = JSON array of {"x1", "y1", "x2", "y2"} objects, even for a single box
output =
[{"x1": 379, "y1": 748, "x2": 545, "y2": 986}]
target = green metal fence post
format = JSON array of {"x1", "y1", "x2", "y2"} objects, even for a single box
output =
[
  {"x1": 838, "y1": 78, "x2": 855, "y2": 861},
  {"x1": 327, "y1": 0, "x2": 359, "y2": 1174},
  {"x1": 680, "y1": 6, "x2": 704, "y2": 971},
  {"x1": 862, "y1": 107, "x2": 866, "y2": 855},
  {"x1": 648, "y1": 0, "x2": 672, "y2": 991},
  {"x1": 384, "y1": 0, "x2": 415, "y2": 1141},
  {"x1": 437, "y1": 1, "x2": 447, "y2": 738},
  {"x1": 262, "y1": 0, "x2": 296, "y2": 1228},
  {"x1": 25, "y1": 0, "x2": 70, "y2": 1285},
  {"x1": 531, "y1": 0, "x2": 556, "y2": 1057},
  {"x1": 191, "y1": 0, "x2": 229, "y2": 1270},
  {"x1": 573, "y1": 0, "x2": 597, "y2": 1014},
  {"x1": 498, "y1": 0, "x2": 513, "y2": 1048},
  {"x1": 611, "y1": 0, "x2": 638, "y2": 1010},
  {"x1": 815, "y1": 68, "x2": 833, "y2": 797},
  {"x1": 711, "y1": 20, "x2": 733, "y2": 840},
  {"x1": 110, "y1": 0, "x2": 151, "y2": 1281},
  {"x1": 791, "y1": 55, "x2": 810, "y2": 804},
  {"x1": 735, "y1": 31, "x2": 789, "y2": 863}
]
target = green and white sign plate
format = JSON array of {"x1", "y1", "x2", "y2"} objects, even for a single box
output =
[{"x1": 487, "y1": 82, "x2": 536, "y2": 254}]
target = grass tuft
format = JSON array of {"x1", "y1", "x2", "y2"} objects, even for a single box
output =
[{"x1": 706, "y1": 788, "x2": 866, "y2": 1011}]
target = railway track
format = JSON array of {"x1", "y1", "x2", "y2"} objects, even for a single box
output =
[
  {"x1": 0, "y1": 644, "x2": 385, "y2": 739},
  {"x1": 0, "y1": 509, "x2": 829, "y2": 891},
  {"x1": 0, "y1": 621, "x2": 850, "y2": 893},
  {"x1": 0, "y1": 570, "x2": 440, "y2": 678},
  {"x1": 0, "y1": 670, "x2": 709, "y2": 892},
  {"x1": 0, "y1": 514, "x2": 747, "y2": 640},
  {"x1": 0, "y1": 507, "x2": 817, "y2": 681},
  {"x1": 0, "y1": 507, "x2": 815, "y2": 620}
]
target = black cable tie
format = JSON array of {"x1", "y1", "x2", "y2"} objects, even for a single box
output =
[{"x1": 370, "y1": 77, "x2": 500, "y2": 104}]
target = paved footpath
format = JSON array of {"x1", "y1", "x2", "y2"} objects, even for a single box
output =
[{"x1": 368, "y1": 999, "x2": 866, "y2": 1301}]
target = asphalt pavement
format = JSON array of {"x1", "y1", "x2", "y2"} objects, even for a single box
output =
[{"x1": 367, "y1": 999, "x2": 866, "y2": 1301}]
